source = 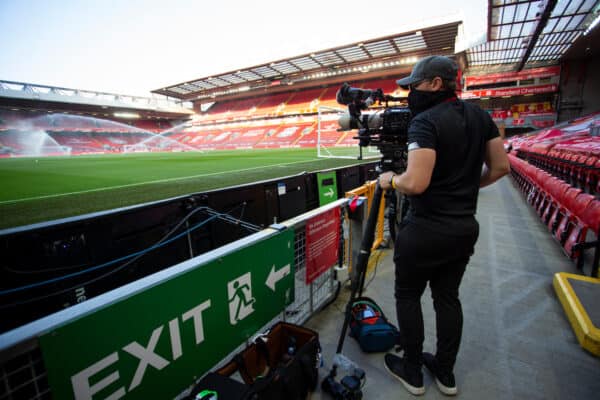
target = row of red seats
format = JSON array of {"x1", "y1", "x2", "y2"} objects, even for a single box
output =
[
  {"x1": 50, "y1": 132, "x2": 110, "y2": 153},
  {"x1": 198, "y1": 77, "x2": 403, "y2": 124},
  {"x1": 133, "y1": 120, "x2": 169, "y2": 132},
  {"x1": 0, "y1": 109, "x2": 168, "y2": 134},
  {"x1": 169, "y1": 121, "x2": 323, "y2": 150},
  {"x1": 284, "y1": 88, "x2": 327, "y2": 115},
  {"x1": 0, "y1": 130, "x2": 157, "y2": 155},
  {"x1": 508, "y1": 111, "x2": 600, "y2": 151},
  {"x1": 521, "y1": 149, "x2": 600, "y2": 195},
  {"x1": 509, "y1": 112, "x2": 600, "y2": 194},
  {"x1": 163, "y1": 115, "x2": 361, "y2": 151},
  {"x1": 509, "y1": 154, "x2": 600, "y2": 276}
]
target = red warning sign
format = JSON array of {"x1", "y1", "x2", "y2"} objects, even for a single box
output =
[{"x1": 305, "y1": 207, "x2": 340, "y2": 284}]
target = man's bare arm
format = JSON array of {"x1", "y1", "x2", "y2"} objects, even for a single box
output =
[{"x1": 480, "y1": 137, "x2": 510, "y2": 188}]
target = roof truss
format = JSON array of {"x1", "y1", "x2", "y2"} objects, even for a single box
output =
[{"x1": 467, "y1": 0, "x2": 599, "y2": 71}]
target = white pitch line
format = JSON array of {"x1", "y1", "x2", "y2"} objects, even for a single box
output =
[{"x1": 0, "y1": 157, "x2": 328, "y2": 205}]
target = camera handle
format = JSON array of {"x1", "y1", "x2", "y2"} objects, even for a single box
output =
[{"x1": 335, "y1": 181, "x2": 385, "y2": 354}]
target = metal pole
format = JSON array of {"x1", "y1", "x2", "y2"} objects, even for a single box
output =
[{"x1": 318, "y1": 107, "x2": 322, "y2": 158}]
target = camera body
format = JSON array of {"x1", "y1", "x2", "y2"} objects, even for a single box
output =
[
  {"x1": 321, "y1": 366, "x2": 365, "y2": 400},
  {"x1": 336, "y1": 83, "x2": 411, "y2": 173}
]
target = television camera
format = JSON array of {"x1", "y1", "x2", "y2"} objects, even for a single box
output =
[{"x1": 336, "y1": 82, "x2": 411, "y2": 173}]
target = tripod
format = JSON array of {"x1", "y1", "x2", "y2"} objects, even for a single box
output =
[
  {"x1": 335, "y1": 182, "x2": 386, "y2": 355},
  {"x1": 319, "y1": 182, "x2": 388, "y2": 399}
]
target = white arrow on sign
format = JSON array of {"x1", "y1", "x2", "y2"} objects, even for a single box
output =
[
  {"x1": 266, "y1": 264, "x2": 291, "y2": 291},
  {"x1": 324, "y1": 188, "x2": 334, "y2": 198}
]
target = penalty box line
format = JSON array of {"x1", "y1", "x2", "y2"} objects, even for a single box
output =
[{"x1": 0, "y1": 158, "x2": 326, "y2": 205}]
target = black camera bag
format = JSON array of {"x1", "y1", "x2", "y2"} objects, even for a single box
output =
[{"x1": 217, "y1": 322, "x2": 321, "y2": 400}]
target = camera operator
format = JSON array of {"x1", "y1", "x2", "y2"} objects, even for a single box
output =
[{"x1": 378, "y1": 55, "x2": 510, "y2": 396}]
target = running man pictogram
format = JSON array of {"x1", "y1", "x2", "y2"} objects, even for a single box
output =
[{"x1": 227, "y1": 272, "x2": 256, "y2": 325}]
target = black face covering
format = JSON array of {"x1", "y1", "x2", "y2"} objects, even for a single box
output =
[{"x1": 408, "y1": 89, "x2": 456, "y2": 116}]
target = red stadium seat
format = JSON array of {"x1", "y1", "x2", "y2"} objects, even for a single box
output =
[
  {"x1": 553, "y1": 188, "x2": 582, "y2": 242},
  {"x1": 541, "y1": 181, "x2": 566, "y2": 224},
  {"x1": 557, "y1": 192, "x2": 594, "y2": 249},
  {"x1": 563, "y1": 199, "x2": 600, "y2": 271}
]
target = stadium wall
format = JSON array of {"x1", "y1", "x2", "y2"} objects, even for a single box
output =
[
  {"x1": 0, "y1": 198, "x2": 352, "y2": 400},
  {"x1": 559, "y1": 56, "x2": 600, "y2": 122}
]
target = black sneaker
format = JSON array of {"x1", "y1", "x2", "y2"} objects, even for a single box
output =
[
  {"x1": 422, "y1": 352, "x2": 457, "y2": 396},
  {"x1": 384, "y1": 353, "x2": 425, "y2": 396}
]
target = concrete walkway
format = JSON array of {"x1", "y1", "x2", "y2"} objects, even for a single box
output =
[{"x1": 305, "y1": 176, "x2": 600, "y2": 400}]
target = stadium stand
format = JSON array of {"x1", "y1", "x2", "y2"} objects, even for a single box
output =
[
  {"x1": 50, "y1": 131, "x2": 109, "y2": 153},
  {"x1": 172, "y1": 77, "x2": 407, "y2": 152},
  {"x1": 362, "y1": 77, "x2": 404, "y2": 95},
  {"x1": 510, "y1": 112, "x2": 600, "y2": 191},
  {"x1": 133, "y1": 119, "x2": 169, "y2": 132},
  {"x1": 225, "y1": 126, "x2": 270, "y2": 149},
  {"x1": 0, "y1": 109, "x2": 191, "y2": 155},
  {"x1": 253, "y1": 92, "x2": 294, "y2": 116},
  {"x1": 487, "y1": 101, "x2": 557, "y2": 129},
  {"x1": 1, "y1": 76, "x2": 414, "y2": 157},
  {"x1": 507, "y1": 113, "x2": 600, "y2": 277},
  {"x1": 269, "y1": 121, "x2": 314, "y2": 148},
  {"x1": 201, "y1": 98, "x2": 262, "y2": 122},
  {"x1": 317, "y1": 86, "x2": 343, "y2": 109},
  {"x1": 295, "y1": 119, "x2": 335, "y2": 148},
  {"x1": 171, "y1": 128, "x2": 216, "y2": 149},
  {"x1": 283, "y1": 87, "x2": 326, "y2": 115}
]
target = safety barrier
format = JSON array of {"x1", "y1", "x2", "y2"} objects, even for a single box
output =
[
  {"x1": 553, "y1": 272, "x2": 600, "y2": 356},
  {"x1": 0, "y1": 199, "x2": 350, "y2": 400},
  {"x1": 345, "y1": 180, "x2": 386, "y2": 249}
]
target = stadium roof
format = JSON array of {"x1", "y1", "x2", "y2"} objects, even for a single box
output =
[
  {"x1": 0, "y1": 80, "x2": 194, "y2": 119},
  {"x1": 466, "y1": 0, "x2": 600, "y2": 72},
  {"x1": 152, "y1": 21, "x2": 461, "y2": 101},
  {"x1": 154, "y1": 1, "x2": 599, "y2": 102}
]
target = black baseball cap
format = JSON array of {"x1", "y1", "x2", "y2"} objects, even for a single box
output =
[{"x1": 396, "y1": 56, "x2": 458, "y2": 89}]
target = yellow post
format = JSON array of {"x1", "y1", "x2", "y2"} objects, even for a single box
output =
[{"x1": 344, "y1": 180, "x2": 387, "y2": 273}]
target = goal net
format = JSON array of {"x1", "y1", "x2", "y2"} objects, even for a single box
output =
[{"x1": 316, "y1": 106, "x2": 380, "y2": 160}]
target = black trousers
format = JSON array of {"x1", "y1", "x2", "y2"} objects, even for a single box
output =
[{"x1": 393, "y1": 220, "x2": 478, "y2": 373}]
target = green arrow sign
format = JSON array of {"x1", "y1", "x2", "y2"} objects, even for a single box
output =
[
  {"x1": 39, "y1": 229, "x2": 295, "y2": 400},
  {"x1": 317, "y1": 171, "x2": 338, "y2": 206}
]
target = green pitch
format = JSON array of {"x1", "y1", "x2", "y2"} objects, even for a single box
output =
[{"x1": 0, "y1": 148, "x2": 371, "y2": 229}]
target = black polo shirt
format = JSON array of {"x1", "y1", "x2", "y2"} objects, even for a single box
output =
[{"x1": 404, "y1": 99, "x2": 499, "y2": 235}]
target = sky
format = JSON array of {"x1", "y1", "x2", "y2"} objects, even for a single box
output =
[{"x1": 0, "y1": 0, "x2": 489, "y2": 98}]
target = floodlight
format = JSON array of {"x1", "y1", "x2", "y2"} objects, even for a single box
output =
[{"x1": 113, "y1": 112, "x2": 140, "y2": 119}]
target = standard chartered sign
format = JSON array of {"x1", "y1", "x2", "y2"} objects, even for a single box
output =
[{"x1": 40, "y1": 230, "x2": 295, "y2": 400}]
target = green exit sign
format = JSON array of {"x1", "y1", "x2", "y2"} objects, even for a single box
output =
[{"x1": 40, "y1": 229, "x2": 295, "y2": 400}]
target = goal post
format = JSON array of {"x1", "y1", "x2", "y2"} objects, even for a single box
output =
[{"x1": 316, "y1": 105, "x2": 380, "y2": 161}]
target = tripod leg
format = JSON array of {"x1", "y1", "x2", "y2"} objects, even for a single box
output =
[
  {"x1": 335, "y1": 183, "x2": 385, "y2": 354},
  {"x1": 357, "y1": 184, "x2": 385, "y2": 297}
]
